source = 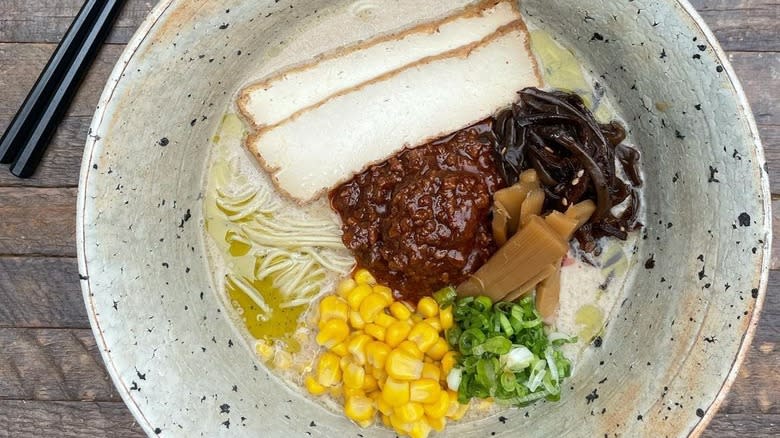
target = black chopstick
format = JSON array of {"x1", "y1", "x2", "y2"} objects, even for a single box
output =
[
  {"x1": 0, "y1": 0, "x2": 102, "y2": 164},
  {"x1": 5, "y1": 0, "x2": 125, "y2": 178}
]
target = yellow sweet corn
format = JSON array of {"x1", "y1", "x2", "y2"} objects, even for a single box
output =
[
  {"x1": 390, "y1": 414, "x2": 414, "y2": 436},
  {"x1": 375, "y1": 393, "x2": 394, "y2": 416},
  {"x1": 372, "y1": 366, "x2": 388, "y2": 384},
  {"x1": 255, "y1": 340, "x2": 274, "y2": 362},
  {"x1": 316, "y1": 319, "x2": 350, "y2": 349},
  {"x1": 386, "y1": 348, "x2": 424, "y2": 381},
  {"x1": 439, "y1": 306, "x2": 454, "y2": 330},
  {"x1": 390, "y1": 301, "x2": 413, "y2": 320},
  {"x1": 423, "y1": 391, "x2": 450, "y2": 419},
  {"x1": 426, "y1": 338, "x2": 449, "y2": 361},
  {"x1": 343, "y1": 386, "x2": 365, "y2": 399},
  {"x1": 441, "y1": 351, "x2": 457, "y2": 375},
  {"x1": 398, "y1": 340, "x2": 424, "y2": 361},
  {"x1": 409, "y1": 379, "x2": 441, "y2": 404},
  {"x1": 423, "y1": 317, "x2": 442, "y2": 333},
  {"x1": 354, "y1": 269, "x2": 376, "y2": 285},
  {"x1": 344, "y1": 395, "x2": 376, "y2": 422},
  {"x1": 426, "y1": 415, "x2": 446, "y2": 432},
  {"x1": 318, "y1": 295, "x2": 349, "y2": 326},
  {"x1": 445, "y1": 391, "x2": 469, "y2": 420},
  {"x1": 382, "y1": 377, "x2": 410, "y2": 407},
  {"x1": 395, "y1": 402, "x2": 424, "y2": 423},
  {"x1": 348, "y1": 310, "x2": 366, "y2": 330},
  {"x1": 363, "y1": 373, "x2": 378, "y2": 392},
  {"x1": 381, "y1": 414, "x2": 392, "y2": 428},
  {"x1": 347, "y1": 333, "x2": 372, "y2": 365},
  {"x1": 337, "y1": 278, "x2": 357, "y2": 298},
  {"x1": 347, "y1": 283, "x2": 374, "y2": 309},
  {"x1": 374, "y1": 312, "x2": 397, "y2": 329},
  {"x1": 421, "y1": 363, "x2": 441, "y2": 382},
  {"x1": 364, "y1": 323, "x2": 386, "y2": 341},
  {"x1": 359, "y1": 293, "x2": 388, "y2": 323},
  {"x1": 316, "y1": 352, "x2": 342, "y2": 387},
  {"x1": 409, "y1": 420, "x2": 433, "y2": 438},
  {"x1": 385, "y1": 320, "x2": 412, "y2": 347},
  {"x1": 330, "y1": 341, "x2": 349, "y2": 357},
  {"x1": 373, "y1": 285, "x2": 394, "y2": 303},
  {"x1": 305, "y1": 375, "x2": 328, "y2": 396},
  {"x1": 416, "y1": 297, "x2": 439, "y2": 318},
  {"x1": 407, "y1": 323, "x2": 439, "y2": 353},
  {"x1": 366, "y1": 341, "x2": 391, "y2": 370},
  {"x1": 343, "y1": 362, "x2": 366, "y2": 389}
]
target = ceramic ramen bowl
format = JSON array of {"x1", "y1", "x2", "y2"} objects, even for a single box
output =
[{"x1": 76, "y1": 0, "x2": 770, "y2": 436}]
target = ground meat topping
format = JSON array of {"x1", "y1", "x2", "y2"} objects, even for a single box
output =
[{"x1": 329, "y1": 122, "x2": 504, "y2": 301}]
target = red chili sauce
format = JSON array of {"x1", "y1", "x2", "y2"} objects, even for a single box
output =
[{"x1": 329, "y1": 122, "x2": 504, "y2": 302}]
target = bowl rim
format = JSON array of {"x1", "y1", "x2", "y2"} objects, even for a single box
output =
[{"x1": 75, "y1": 1, "x2": 771, "y2": 436}]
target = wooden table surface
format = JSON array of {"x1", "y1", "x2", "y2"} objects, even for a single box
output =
[{"x1": 0, "y1": 1, "x2": 777, "y2": 437}]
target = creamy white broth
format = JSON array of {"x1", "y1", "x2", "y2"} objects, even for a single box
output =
[{"x1": 202, "y1": 19, "x2": 642, "y2": 416}]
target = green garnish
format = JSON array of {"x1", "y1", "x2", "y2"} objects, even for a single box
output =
[{"x1": 435, "y1": 293, "x2": 576, "y2": 406}]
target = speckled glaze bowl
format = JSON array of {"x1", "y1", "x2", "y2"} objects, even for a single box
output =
[{"x1": 76, "y1": 0, "x2": 770, "y2": 436}]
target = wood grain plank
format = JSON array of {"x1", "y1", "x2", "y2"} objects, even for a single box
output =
[
  {"x1": 729, "y1": 51, "x2": 779, "y2": 127},
  {"x1": 0, "y1": 400, "x2": 144, "y2": 438},
  {"x1": 0, "y1": 328, "x2": 120, "y2": 402},
  {"x1": 0, "y1": 43, "x2": 124, "y2": 118},
  {"x1": 688, "y1": 0, "x2": 779, "y2": 53},
  {"x1": 0, "y1": 188, "x2": 76, "y2": 256},
  {"x1": 0, "y1": 0, "x2": 154, "y2": 45},
  {"x1": 702, "y1": 413, "x2": 780, "y2": 438},
  {"x1": 0, "y1": 257, "x2": 86, "y2": 329}
]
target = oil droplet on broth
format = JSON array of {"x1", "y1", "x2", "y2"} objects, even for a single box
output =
[
  {"x1": 226, "y1": 274, "x2": 305, "y2": 353},
  {"x1": 574, "y1": 304, "x2": 604, "y2": 342}
]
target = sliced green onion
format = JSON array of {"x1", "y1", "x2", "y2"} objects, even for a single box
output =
[
  {"x1": 545, "y1": 346, "x2": 559, "y2": 383},
  {"x1": 472, "y1": 336, "x2": 512, "y2": 356},
  {"x1": 433, "y1": 286, "x2": 458, "y2": 309}
]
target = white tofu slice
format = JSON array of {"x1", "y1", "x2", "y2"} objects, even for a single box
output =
[
  {"x1": 237, "y1": 0, "x2": 520, "y2": 128},
  {"x1": 247, "y1": 22, "x2": 541, "y2": 203}
]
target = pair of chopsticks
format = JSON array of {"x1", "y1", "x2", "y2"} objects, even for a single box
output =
[{"x1": 0, "y1": 0, "x2": 125, "y2": 178}]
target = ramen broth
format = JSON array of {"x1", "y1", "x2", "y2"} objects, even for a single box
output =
[{"x1": 203, "y1": 20, "x2": 641, "y2": 423}]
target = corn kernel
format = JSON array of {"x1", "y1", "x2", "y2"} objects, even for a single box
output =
[
  {"x1": 410, "y1": 379, "x2": 442, "y2": 404},
  {"x1": 343, "y1": 362, "x2": 366, "y2": 389},
  {"x1": 381, "y1": 414, "x2": 392, "y2": 427},
  {"x1": 389, "y1": 301, "x2": 413, "y2": 320},
  {"x1": 398, "y1": 340, "x2": 424, "y2": 361},
  {"x1": 344, "y1": 387, "x2": 365, "y2": 399},
  {"x1": 318, "y1": 295, "x2": 349, "y2": 326},
  {"x1": 329, "y1": 385, "x2": 343, "y2": 399},
  {"x1": 410, "y1": 420, "x2": 433, "y2": 438},
  {"x1": 347, "y1": 333, "x2": 372, "y2": 365},
  {"x1": 386, "y1": 348, "x2": 424, "y2": 381},
  {"x1": 373, "y1": 285, "x2": 394, "y2": 303},
  {"x1": 426, "y1": 415, "x2": 447, "y2": 432},
  {"x1": 423, "y1": 391, "x2": 451, "y2": 419},
  {"x1": 421, "y1": 363, "x2": 441, "y2": 382},
  {"x1": 347, "y1": 283, "x2": 374, "y2": 309},
  {"x1": 382, "y1": 377, "x2": 410, "y2": 407},
  {"x1": 366, "y1": 341, "x2": 392, "y2": 369},
  {"x1": 363, "y1": 373, "x2": 378, "y2": 392},
  {"x1": 359, "y1": 293, "x2": 388, "y2": 323},
  {"x1": 305, "y1": 375, "x2": 328, "y2": 396},
  {"x1": 445, "y1": 391, "x2": 468, "y2": 420},
  {"x1": 408, "y1": 323, "x2": 439, "y2": 353},
  {"x1": 426, "y1": 337, "x2": 449, "y2": 361},
  {"x1": 349, "y1": 311, "x2": 365, "y2": 329},
  {"x1": 386, "y1": 320, "x2": 412, "y2": 347},
  {"x1": 316, "y1": 352, "x2": 342, "y2": 387},
  {"x1": 417, "y1": 297, "x2": 439, "y2": 318},
  {"x1": 337, "y1": 278, "x2": 357, "y2": 298},
  {"x1": 395, "y1": 402, "x2": 424, "y2": 423},
  {"x1": 441, "y1": 351, "x2": 457, "y2": 375},
  {"x1": 449, "y1": 403, "x2": 469, "y2": 421},
  {"x1": 374, "y1": 312, "x2": 396, "y2": 328},
  {"x1": 354, "y1": 269, "x2": 377, "y2": 285},
  {"x1": 411, "y1": 313, "x2": 424, "y2": 323},
  {"x1": 330, "y1": 341, "x2": 349, "y2": 357},
  {"x1": 344, "y1": 395, "x2": 375, "y2": 422},
  {"x1": 423, "y1": 317, "x2": 442, "y2": 333},
  {"x1": 390, "y1": 414, "x2": 414, "y2": 435},
  {"x1": 316, "y1": 319, "x2": 350, "y2": 349},
  {"x1": 364, "y1": 323, "x2": 386, "y2": 341},
  {"x1": 375, "y1": 393, "x2": 394, "y2": 416},
  {"x1": 372, "y1": 366, "x2": 388, "y2": 384},
  {"x1": 439, "y1": 306, "x2": 454, "y2": 330}
]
